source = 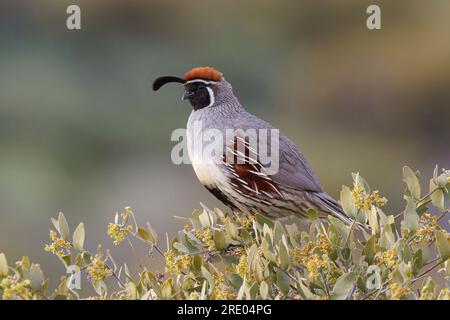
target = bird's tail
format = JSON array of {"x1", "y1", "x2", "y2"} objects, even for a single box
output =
[{"x1": 315, "y1": 192, "x2": 370, "y2": 232}]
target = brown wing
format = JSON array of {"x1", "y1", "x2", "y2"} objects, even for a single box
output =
[
  {"x1": 232, "y1": 114, "x2": 323, "y2": 193},
  {"x1": 222, "y1": 136, "x2": 284, "y2": 199}
]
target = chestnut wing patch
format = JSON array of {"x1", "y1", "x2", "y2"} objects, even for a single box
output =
[{"x1": 223, "y1": 136, "x2": 283, "y2": 199}]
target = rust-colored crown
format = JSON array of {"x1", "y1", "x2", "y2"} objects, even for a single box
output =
[{"x1": 184, "y1": 67, "x2": 223, "y2": 82}]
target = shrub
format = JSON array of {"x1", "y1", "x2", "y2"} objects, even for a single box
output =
[{"x1": 0, "y1": 165, "x2": 449, "y2": 300}]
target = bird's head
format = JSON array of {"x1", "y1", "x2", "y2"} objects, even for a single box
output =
[{"x1": 153, "y1": 67, "x2": 233, "y2": 111}]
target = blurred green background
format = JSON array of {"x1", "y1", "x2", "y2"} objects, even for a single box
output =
[{"x1": 0, "y1": 0, "x2": 449, "y2": 291}]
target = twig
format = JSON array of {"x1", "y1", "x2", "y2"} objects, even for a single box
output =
[
  {"x1": 361, "y1": 279, "x2": 390, "y2": 300},
  {"x1": 416, "y1": 188, "x2": 440, "y2": 207},
  {"x1": 410, "y1": 259, "x2": 443, "y2": 284},
  {"x1": 437, "y1": 209, "x2": 450, "y2": 222},
  {"x1": 105, "y1": 264, "x2": 126, "y2": 288},
  {"x1": 320, "y1": 270, "x2": 331, "y2": 299},
  {"x1": 393, "y1": 187, "x2": 439, "y2": 221},
  {"x1": 126, "y1": 237, "x2": 145, "y2": 269}
]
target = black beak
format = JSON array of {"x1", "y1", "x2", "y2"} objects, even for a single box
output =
[
  {"x1": 152, "y1": 76, "x2": 185, "y2": 91},
  {"x1": 182, "y1": 90, "x2": 194, "y2": 101}
]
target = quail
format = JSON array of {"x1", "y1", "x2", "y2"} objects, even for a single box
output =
[{"x1": 153, "y1": 67, "x2": 353, "y2": 225}]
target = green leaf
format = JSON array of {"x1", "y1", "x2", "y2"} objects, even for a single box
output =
[
  {"x1": 285, "y1": 223, "x2": 301, "y2": 244},
  {"x1": 445, "y1": 260, "x2": 450, "y2": 277},
  {"x1": 260, "y1": 281, "x2": 269, "y2": 299},
  {"x1": 363, "y1": 235, "x2": 378, "y2": 264},
  {"x1": 307, "y1": 208, "x2": 319, "y2": 221},
  {"x1": 50, "y1": 218, "x2": 60, "y2": 234},
  {"x1": 255, "y1": 214, "x2": 274, "y2": 229},
  {"x1": 225, "y1": 219, "x2": 238, "y2": 239},
  {"x1": 82, "y1": 251, "x2": 92, "y2": 265},
  {"x1": 248, "y1": 244, "x2": 264, "y2": 282},
  {"x1": 412, "y1": 249, "x2": 423, "y2": 276},
  {"x1": 328, "y1": 216, "x2": 350, "y2": 245},
  {"x1": 0, "y1": 253, "x2": 8, "y2": 277},
  {"x1": 198, "y1": 209, "x2": 212, "y2": 228},
  {"x1": 430, "y1": 179, "x2": 445, "y2": 212},
  {"x1": 352, "y1": 173, "x2": 371, "y2": 194},
  {"x1": 237, "y1": 279, "x2": 246, "y2": 300},
  {"x1": 421, "y1": 277, "x2": 436, "y2": 297},
  {"x1": 401, "y1": 197, "x2": 420, "y2": 231},
  {"x1": 240, "y1": 229, "x2": 253, "y2": 246},
  {"x1": 379, "y1": 217, "x2": 396, "y2": 250},
  {"x1": 178, "y1": 231, "x2": 200, "y2": 254},
  {"x1": 365, "y1": 266, "x2": 382, "y2": 291},
  {"x1": 273, "y1": 221, "x2": 286, "y2": 245},
  {"x1": 92, "y1": 280, "x2": 107, "y2": 297},
  {"x1": 437, "y1": 170, "x2": 450, "y2": 188},
  {"x1": 213, "y1": 230, "x2": 227, "y2": 250},
  {"x1": 262, "y1": 223, "x2": 273, "y2": 245},
  {"x1": 276, "y1": 270, "x2": 290, "y2": 295},
  {"x1": 403, "y1": 166, "x2": 421, "y2": 199},
  {"x1": 58, "y1": 212, "x2": 70, "y2": 240},
  {"x1": 72, "y1": 223, "x2": 85, "y2": 251},
  {"x1": 138, "y1": 227, "x2": 156, "y2": 245},
  {"x1": 357, "y1": 276, "x2": 367, "y2": 293},
  {"x1": 400, "y1": 242, "x2": 413, "y2": 263},
  {"x1": 190, "y1": 209, "x2": 203, "y2": 229},
  {"x1": 201, "y1": 266, "x2": 214, "y2": 295},
  {"x1": 340, "y1": 186, "x2": 357, "y2": 219},
  {"x1": 227, "y1": 272, "x2": 243, "y2": 290},
  {"x1": 161, "y1": 279, "x2": 173, "y2": 299},
  {"x1": 279, "y1": 238, "x2": 291, "y2": 271},
  {"x1": 435, "y1": 230, "x2": 450, "y2": 261},
  {"x1": 244, "y1": 282, "x2": 258, "y2": 300},
  {"x1": 367, "y1": 206, "x2": 379, "y2": 235},
  {"x1": 142, "y1": 271, "x2": 161, "y2": 298},
  {"x1": 23, "y1": 264, "x2": 45, "y2": 291},
  {"x1": 331, "y1": 272, "x2": 357, "y2": 300},
  {"x1": 59, "y1": 254, "x2": 72, "y2": 267},
  {"x1": 261, "y1": 238, "x2": 276, "y2": 263},
  {"x1": 296, "y1": 278, "x2": 314, "y2": 300},
  {"x1": 192, "y1": 255, "x2": 202, "y2": 273},
  {"x1": 125, "y1": 282, "x2": 137, "y2": 299}
]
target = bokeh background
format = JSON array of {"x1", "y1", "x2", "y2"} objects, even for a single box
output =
[{"x1": 0, "y1": 0, "x2": 449, "y2": 292}]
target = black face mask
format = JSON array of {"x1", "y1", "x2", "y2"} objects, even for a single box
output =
[{"x1": 183, "y1": 82, "x2": 212, "y2": 110}]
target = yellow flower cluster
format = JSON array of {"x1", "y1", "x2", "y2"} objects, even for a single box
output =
[
  {"x1": 164, "y1": 250, "x2": 190, "y2": 275},
  {"x1": 306, "y1": 254, "x2": 329, "y2": 281},
  {"x1": 316, "y1": 233, "x2": 332, "y2": 253},
  {"x1": 437, "y1": 288, "x2": 450, "y2": 300},
  {"x1": 0, "y1": 277, "x2": 34, "y2": 300},
  {"x1": 44, "y1": 230, "x2": 72, "y2": 256},
  {"x1": 388, "y1": 283, "x2": 411, "y2": 299},
  {"x1": 239, "y1": 215, "x2": 255, "y2": 229},
  {"x1": 352, "y1": 185, "x2": 387, "y2": 209},
  {"x1": 110, "y1": 293, "x2": 132, "y2": 300},
  {"x1": 419, "y1": 292, "x2": 434, "y2": 300},
  {"x1": 211, "y1": 272, "x2": 234, "y2": 300},
  {"x1": 87, "y1": 258, "x2": 112, "y2": 282},
  {"x1": 194, "y1": 228, "x2": 214, "y2": 249},
  {"x1": 412, "y1": 213, "x2": 438, "y2": 245},
  {"x1": 232, "y1": 246, "x2": 246, "y2": 256},
  {"x1": 375, "y1": 248, "x2": 398, "y2": 269},
  {"x1": 85, "y1": 295, "x2": 106, "y2": 300},
  {"x1": 235, "y1": 255, "x2": 249, "y2": 278},
  {"x1": 292, "y1": 235, "x2": 335, "y2": 282},
  {"x1": 188, "y1": 291, "x2": 200, "y2": 300},
  {"x1": 107, "y1": 223, "x2": 133, "y2": 245}
]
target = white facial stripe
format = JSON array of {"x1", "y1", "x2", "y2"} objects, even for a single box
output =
[
  {"x1": 185, "y1": 79, "x2": 216, "y2": 85},
  {"x1": 206, "y1": 86, "x2": 215, "y2": 108}
]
